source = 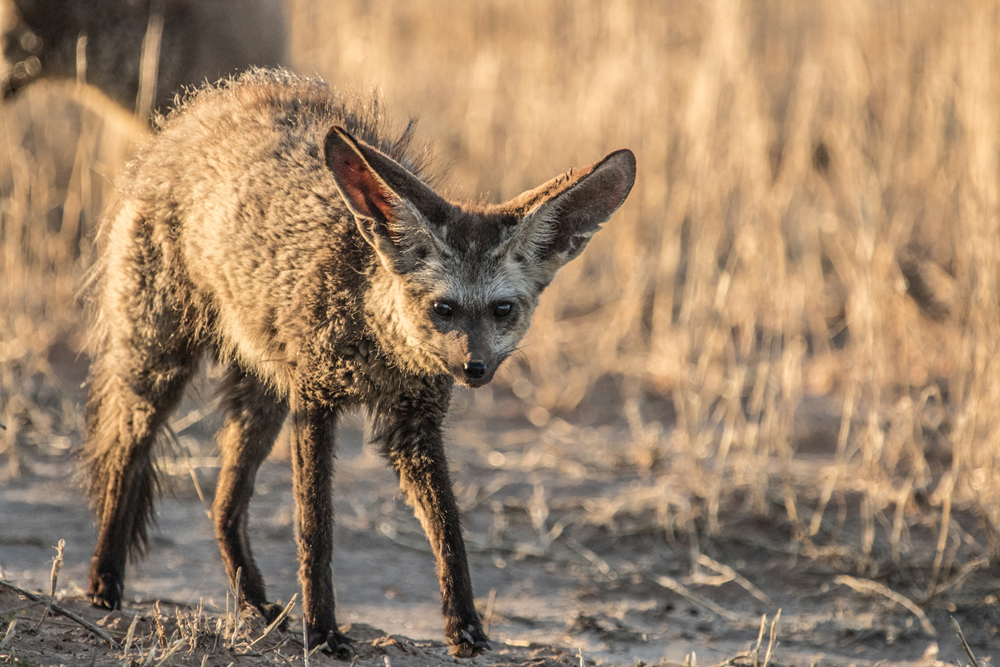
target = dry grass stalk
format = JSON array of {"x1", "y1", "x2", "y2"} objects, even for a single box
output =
[
  {"x1": 654, "y1": 575, "x2": 739, "y2": 622},
  {"x1": 0, "y1": 579, "x2": 118, "y2": 647},
  {"x1": 249, "y1": 594, "x2": 297, "y2": 647},
  {"x1": 123, "y1": 610, "x2": 141, "y2": 661},
  {"x1": 302, "y1": 616, "x2": 311, "y2": 667},
  {"x1": 135, "y1": 0, "x2": 165, "y2": 123},
  {"x1": 751, "y1": 614, "x2": 766, "y2": 667},
  {"x1": 694, "y1": 554, "x2": 771, "y2": 606},
  {"x1": 710, "y1": 650, "x2": 752, "y2": 667},
  {"x1": 0, "y1": 618, "x2": 16, "y2": 650},
  {"x1": 951, "y1": 616, "x2": 981, "y2": 667},
  {"x1": 760, "y1": 609, "x2": 781, "y2": 667},
  {"x1": 482, "y1": 588, "x2": 497, "y2": 636},
  {"x1": 141, "y1": 642, "x2": 157, "y2": 666},
  {"x1": 48, "y1": 539, "x2": 65, "y2": 597},
  {"x1": 835, "y1": 574, "x2": 935, "y2": 636}
]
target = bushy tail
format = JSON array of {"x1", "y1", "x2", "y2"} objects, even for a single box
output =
[
  {"x1": 79, "y1": 193, "x2": 195, "y2": 561},
  {"x1": 82, "y1": 356, "x2": 161, "y2": 559}
]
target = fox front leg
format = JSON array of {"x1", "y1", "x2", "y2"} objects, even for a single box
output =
[
  {"x1": 371, "y1": 389, "x2": 491, "y2": 657},
  {"x1": 289, "y1": 400, "x2": 354, "y2": 659}
]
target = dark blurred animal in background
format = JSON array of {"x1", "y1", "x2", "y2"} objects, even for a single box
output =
[{"x1": 1, "y1": 0, "x2": 287, "y2": 117}]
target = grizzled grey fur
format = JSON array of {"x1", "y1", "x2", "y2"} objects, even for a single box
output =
[
  {"x1": 83, "y1": 68, "x2": 635, "y2": 658},
  {"x1": 1, "y1": 0, "x2": 285, "y2": 113}
]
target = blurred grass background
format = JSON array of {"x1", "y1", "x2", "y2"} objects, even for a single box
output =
[{"x1": 3, "y1": 0, "x2": 1000, "y2": 598}]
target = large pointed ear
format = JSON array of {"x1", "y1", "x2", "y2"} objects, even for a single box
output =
[
  {"x1": 506, "y1": 149, "x2": 636, "y2": 285},
  {"x1": 323, "y1": 125, "x2": 449, "y2": 274}
]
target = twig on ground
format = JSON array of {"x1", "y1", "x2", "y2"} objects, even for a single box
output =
[
  {"x1": 0, "y1": 618, "x2": 17, "y2": 650},
  {"x1": 141, "y1": 642, "x2": 157, "y2": 666},
  {"x1": 709, "y1": 650, "x2": 751, "y2": 667},
  {"x1": 0, "y1": 579, "x2": 120, "y2": 647},
  {"x1": 154, "y1": 638, "x2": 185, "y2": 666},
  {"x1": 695, "y1": 554, "x2": 772, "y2": 605},
  {"x1": 835, "y1": 575, "x2": 935, "y2": 636},
  {"x1": 260, "y1": 637, "x2": 291, "y2": 655},
  {"x1": 250, "y1": 594, "x2": 297, "y2": 647},
  {"x1": 654, "y1": 575, "x2": 740, "y2": 621},
  {"x1": 951, "y1": 617, "x2": 980, "y2": 667},
  {"x1": 565, "y1": 538, "x2": 612, "y2": 575}
]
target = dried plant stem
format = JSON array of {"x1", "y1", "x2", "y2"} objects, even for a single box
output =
[
  {"x1": 123, "y1": 611, "x2": 141, "y2": 661},
  {"x1": 710, "y1": 651, "x2": 751, "y2": 667},
  {"x1": 0, "y1": 579, "x2": 119, "y2": 647},
  {"x1": 654, "y1": 575, "x2": 739, "y2": 621},
  {"x1": 760, "y1": 608, "x2": 780, "y2": 667},
  {"x1": 752, "y1": 614, "x2": 766, "y2": 667},
  {"x1": 48, "y1": 539, "x2": 65, "y2": 597},
  {"x1": 835, "y1": 575, "x2": 935, "y2": 636},
  {"x1": 302, "y1": 616, "x2": 311, "y2": 667},
  {"x1": 135, "y1": 0, "x2": 165, "y2": 122},
  {"x1": 0, "y1": 618, "x2": 17, "y2": 650},
  {"x1": 250, "y1": 594, "x2": 298, "y2": 647},
  {"x1": 951, "y1": 617, "x2": 980, "y2": 667},
  {"x1": 695, "y1": 554, "x2": 771, "y2": 605},
  {"x1": 483, "y1": 588, "x2": 497, "y2": 636}
]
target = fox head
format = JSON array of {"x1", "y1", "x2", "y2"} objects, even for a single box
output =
[{"x1": 325, "y1": 125, "x2": 636, "y2": 389}]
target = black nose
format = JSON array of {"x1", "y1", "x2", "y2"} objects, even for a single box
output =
[{"x1": 463, "y1": 361, "x2": 487, "y2": 379}]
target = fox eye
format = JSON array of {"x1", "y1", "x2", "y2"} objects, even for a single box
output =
[
  {"x1": 493, "y1": 302, "x2": 513, "y2": 318},
  {"x1": 432, "y1": 301, "x2": 453, "y2": 317}
]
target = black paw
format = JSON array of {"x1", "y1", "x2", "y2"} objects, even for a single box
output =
[
  {"x1": 318, "y1": 630, "x2": 354, "y2": 660},
  {"x1": 88, "y1": 574, "x2": 122, "y2": 611},
  {"x1": 449, "y1": 625, "x2": 492, "y2": 658}
]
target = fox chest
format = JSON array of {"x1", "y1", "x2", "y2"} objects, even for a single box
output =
[{"x1": 298, "y1": 335, "x2": 429, "y2": 407}]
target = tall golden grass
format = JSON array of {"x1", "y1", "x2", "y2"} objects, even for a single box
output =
[{"x1": 3, "y1": 0, "x2": 999, "y2": 588}]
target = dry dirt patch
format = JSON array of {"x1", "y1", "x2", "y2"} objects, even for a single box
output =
[
  {"x1": 0, "y1": 582, "x2": 594, "y2": 667},
  {"x1": 1, "y1": 394, "x2": 998, "y2": 667}
]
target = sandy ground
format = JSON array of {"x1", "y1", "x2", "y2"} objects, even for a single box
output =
[{"x1": 1, "y1": 379, "x2": 998, "y2": 666}]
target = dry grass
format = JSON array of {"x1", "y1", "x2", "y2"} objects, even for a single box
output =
[{"x1": 3, "y1": 0, "x2": 1000, "y2": 599}]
